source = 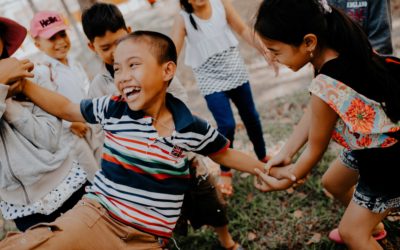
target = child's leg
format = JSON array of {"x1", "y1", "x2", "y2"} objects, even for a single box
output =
[
  {"x1": 338, "y1": 200, "x2": 389, "y2": 250},
  {"x1": 323, "y1": 153, "x2": 384, "y2": 236},
  {"x1": 321, "y1": 156, "x2": 358, "y2": 205},
  {"x1": 0, "y1": 198, "x2": 162, "y2": 250},
  {"x1": 214, "y1": 225, "x2": 235, "y2": 248},
  {"x1": 204, "y1": 92, "x2": 236, "y2": 195},
  {"x1": 228, "y1": 82, "x2": 267, "y2": 161},
  {"x1": 182, "y1": 156, "x2": 237, "y2": 248},
  {"x1": 204, "y1": 91, "x2": 235, "y2": 171}
]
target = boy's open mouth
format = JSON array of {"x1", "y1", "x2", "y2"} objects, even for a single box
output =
[{"x1": 123, "y1": 86, "x2": 141, "y2": 101}]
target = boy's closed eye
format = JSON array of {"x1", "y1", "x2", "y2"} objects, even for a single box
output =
[
  {"x1": 268, "y1": 50, "x2": 279, "y2": 56},
  {"x1": 129, "y1": 62, "x2": 140, "y2": 68},
  {"x1": 100, "y1": 46, "x2": 110, "y2": 52}
]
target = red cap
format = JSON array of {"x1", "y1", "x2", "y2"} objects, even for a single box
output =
[
  {"x1": 30, "y1": 11, "x2": 68, "y2": 39},
  {"x1": 0, "y1": 17, "x2": 27, "y2": 57}
]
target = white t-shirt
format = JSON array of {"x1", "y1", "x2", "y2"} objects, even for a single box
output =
[{"x1": 180, "y1": 0, "x2": 239, "y2": 68}]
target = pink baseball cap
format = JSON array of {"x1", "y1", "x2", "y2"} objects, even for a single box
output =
[
  {"x1": 30, "y1": 11, "x2": 68, "y2": 39},
  {"x1": 0, "y1": 17, "x2": 27, "y2": 57}
]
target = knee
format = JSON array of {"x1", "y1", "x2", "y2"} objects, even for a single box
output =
[
  {"x1": 240, "y1": 107, "x2": 260, "y2": 123},
  {"x1": 321, "y1": 173, "x2": 336, "y2": 194}
]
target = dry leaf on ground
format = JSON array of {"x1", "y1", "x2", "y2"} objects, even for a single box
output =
[
  {"x1": 306, "y1": 233, "x2": 321, "y2": 245},
  {"x1": 286, "y1": 187, "x2": 294, "y2": 194},
  {"x1": 246, "y1": 192, "x2": 254, "y2": 202},
  {"x1": 247, "y1": 232, "x2": 257, "y2": 241},
  {"x1": 293, "y1": 210, "x2": 303, "y2": 218}
]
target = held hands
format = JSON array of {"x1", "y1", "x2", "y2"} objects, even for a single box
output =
[
  {"x1": 254, "y1": 164, "x2": 296, "y2": 192},
  {"x1": 70, "y1": 122, "x2": 88, "y2": 138},
  {"x1": 253, "y1": 152, "x2": 297, "y2": 192},
  {"x1": 265, "y1": 151, "x2": 292, "y2": 170},
  {"x1": 0, "y1": 58, "x2": 34, "y2": 85}
]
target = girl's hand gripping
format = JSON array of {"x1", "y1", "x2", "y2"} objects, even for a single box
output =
[
  {"x1": 254, "y1": 164, "x2": 296, "y2": 192},
  {"x1": 6, "y1": 78, "x2": 27, "y2": 98},
  {"x1": 0, "y1": 58, "x2": 34, "y2": 85}
]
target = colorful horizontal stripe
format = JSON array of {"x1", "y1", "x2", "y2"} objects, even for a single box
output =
[{"x1": 80, "y1": 94, "x2": 228, "y2": 237}]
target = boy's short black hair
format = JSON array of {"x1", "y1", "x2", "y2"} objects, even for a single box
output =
[
  {"x1": 118, "y1": 30, "x2": 177, "y2": 65},
  {"x1": 82, "y1": 2, "x2": 127, "y2": 42}
]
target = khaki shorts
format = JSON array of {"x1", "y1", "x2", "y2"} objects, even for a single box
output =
[{"x1": 0, "y1": 197, "x2": 162, "y2": 250}]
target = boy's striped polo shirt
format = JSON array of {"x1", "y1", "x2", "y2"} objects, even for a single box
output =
[{"x1": 80, "y1": 93, "x2": 229, "y2": 238}]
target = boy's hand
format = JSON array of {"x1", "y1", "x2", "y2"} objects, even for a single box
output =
[
  {"x1": 254, "y1": 167, "x2": 294, "y2": 192},
  {"x1": 6, "y1": 78, "x2": 27, "y2": 99},
  {"x1": 70, "y1": 122, "x2": 88, "y2": 138},
  {"x1": 0, "y1": 58, "x2": 34, "y2": 84}
]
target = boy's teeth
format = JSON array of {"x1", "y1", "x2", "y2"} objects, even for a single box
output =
[
  {"x1": 123, "y1": 87, "x2": 134, "y2": 94},
  {"x1": 123, "y1": 87, "x2": 141, "y2": 95}
]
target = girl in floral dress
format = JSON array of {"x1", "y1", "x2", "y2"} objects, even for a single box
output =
[{"x1": 252, "y1": 0, "x2": 400, "y2": 249}]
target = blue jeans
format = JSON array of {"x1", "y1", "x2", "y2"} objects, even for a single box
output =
[{"x1": 204, "y1": 82, "x2": 266, "y2": 171}]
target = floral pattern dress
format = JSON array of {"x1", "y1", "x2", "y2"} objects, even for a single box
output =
[{"x1": 309, "y1": 74, "x2": 400, "y2": 150}]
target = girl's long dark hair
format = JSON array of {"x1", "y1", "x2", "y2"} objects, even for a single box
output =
[
  {"x1": 180, "y1": 0, "x2": 198, "y2": 30},
  {"x1": 255, "y1": 0, "x2": 400, "y2": 123}
]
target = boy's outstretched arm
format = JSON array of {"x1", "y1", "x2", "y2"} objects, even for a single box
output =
[
  {"x1": 22, "y1": 79, "x2": 85, "y2": 122},
  {"x1": 209, "y1": 148, "x2": 264, "y2": 175}
]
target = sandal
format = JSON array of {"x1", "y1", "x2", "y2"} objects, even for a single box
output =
[
  {"x1": 217, "y1": 171, "x2": 233, "y2": 197},
  {"x1": 328, "y1": 228, "x2": 387, "y2": 244}
]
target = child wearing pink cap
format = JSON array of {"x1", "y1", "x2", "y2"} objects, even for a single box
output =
[
  {"x1": 0, "y1": 16, "x2": 93, "y2": 232},
  {"x1": 29, "y1": 11, "x2": 100, "y2": 177}
]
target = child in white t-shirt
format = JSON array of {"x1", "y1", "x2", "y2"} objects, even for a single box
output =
[{"x1": 29, "y1": 11, "x2": 100, "y2": 179}]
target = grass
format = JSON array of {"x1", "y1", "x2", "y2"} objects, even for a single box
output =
[
  {"x1": 171, "y1": 91, "x2": 400, "y2": 250},
  {"x1": 1, "y1": 91, "x2": 399, "y2": 249}
]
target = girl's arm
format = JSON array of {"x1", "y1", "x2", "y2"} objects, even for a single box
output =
[
  {"x1": 289, "y1": 95, "x2": 338, "y2": 179},
  {"x1": 266, "y1": 102, "x2": 312, "y2": 170},
  {"x1": 256, "y1": 95, "x2": 338, "y2": 191},
  {"x1": 221, "y1": 0, "x2": 278, "y2": 74},
  {"x1": 22, "y1": 79, "x2": 85, "y2": 122},
  {"x1": 170, "y1": 14, "x2": 187, "y2": 56},
  {"x1": 209, "y1": 148, "x2": 264, "y2": 174},
  {"x1": 222, "y1": 0, "x2": 261, "y2": 51}
]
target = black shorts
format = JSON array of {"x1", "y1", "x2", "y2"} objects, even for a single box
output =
[
  {"x1": 176, "y1": 156, "x2": 228, "y2": 232},
  {"x1": 340, "y1": 143, "x2": 400, "y2": 213}
]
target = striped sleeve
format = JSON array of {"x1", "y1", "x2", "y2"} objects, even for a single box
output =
[
  {"x1": 189, "y1": 116, "x2": 229, "y2": 156},
  {"x1": 80, "y1": 95, "x2": 110, "y2": 124}
]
